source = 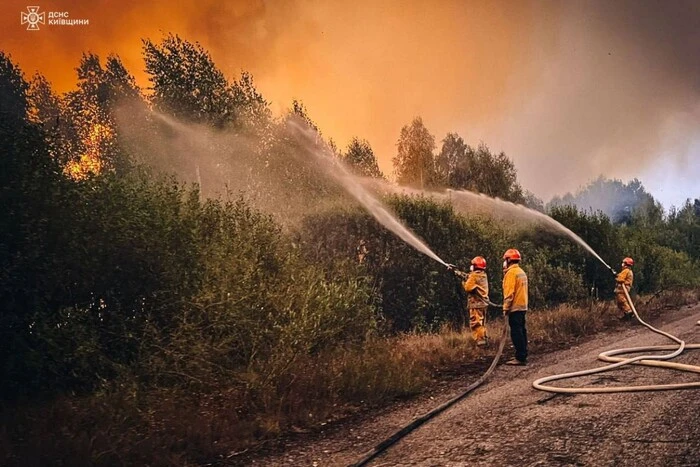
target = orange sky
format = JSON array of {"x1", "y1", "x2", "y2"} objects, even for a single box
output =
[
  {"x1": 1, "y1": 0, "x2": 545, "y2": 176},
  {"x1": 3, "y1": 0, "x2": 699, "y2": 206}
]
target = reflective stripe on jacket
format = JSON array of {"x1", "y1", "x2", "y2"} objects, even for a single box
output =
[
  {"x1": 503, "y1": 264, "x2": 528, "y2": 312},
  {"x1": 463, "y1": 270, "x2": 489, "y2": 309}
]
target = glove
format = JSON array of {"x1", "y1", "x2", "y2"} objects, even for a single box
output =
[
  {"x1": 609, "y1": 267, "x2": 618, "y2": 276},
  {"x1": 446, "y1": 263, "x2": 457, "y2": 272}
]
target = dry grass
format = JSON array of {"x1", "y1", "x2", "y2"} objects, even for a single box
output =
[{"x1": 2, "y1": 291, "x2": 698, "y2": 466}]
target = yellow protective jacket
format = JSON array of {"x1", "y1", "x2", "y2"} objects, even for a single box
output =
[
  {"x1": 463, "y1": 270, "x2": 489, "y2": 309},
  {"x1": 615, "y1": 268, "x2": 633, "y2": 293},
  {"x1": 503, "y1": 264, "x2": 528, "y2": 313}
]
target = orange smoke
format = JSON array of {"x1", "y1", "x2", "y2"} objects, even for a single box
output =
[
  {"x1": 3, "y1": 0, "x2": 698, "y2": 203},
  {"x1": 1, "y1": 0, "x2": 540, "y2": 175}
]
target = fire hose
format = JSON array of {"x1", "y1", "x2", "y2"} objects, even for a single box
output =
[
  {"x1": 350, "y1": 272, "x2": 700, "y2": 466},
  {"x1": 349, "y1": 269, "x2": 508, "y2": 467},
  {"x1": 349, "y1": 315, "x2": 508, "y2": 467},
  {"x1": 533, "y1": 285, "x2": 700, "y2": 393}
]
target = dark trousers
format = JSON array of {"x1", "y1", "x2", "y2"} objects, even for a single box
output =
[{"x1": 508, "y1": 311, "x2": 528, "y2": 362}]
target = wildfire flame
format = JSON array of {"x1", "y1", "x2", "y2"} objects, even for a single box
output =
[{"x1": 64, "y1": 123, "x2": 113, "y2": 180}]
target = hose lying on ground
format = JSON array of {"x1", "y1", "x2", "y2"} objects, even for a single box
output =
[
  {"x1": 533, "y1": 286, "x2": 700, "y2": 394},
  {"x1": 349, "y1": 313, "x2": 509, "y2": 467}
]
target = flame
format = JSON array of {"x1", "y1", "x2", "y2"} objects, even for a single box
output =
[{"x1": 64, "y1": 123, "x2": 114, "y2": 180}]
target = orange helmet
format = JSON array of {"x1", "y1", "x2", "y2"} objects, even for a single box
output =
[
  {"x1": 471, "y1": 256, "x2": 487, "y2": 270},
  {"x1": 503, "y1": 249, "x2": 521, "y2": 262},
  {"x1": 622, "y1": 257, "x2": 634, "y2": 267}
]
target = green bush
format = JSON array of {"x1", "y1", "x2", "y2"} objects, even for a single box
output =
[
  {"x1": 299, "y1": 196, "x2": 511, "y2": 332},
  {"x1": 525, "y1": 249, "x2": 587, "y2": 306},
  {"x1": 1, "y1": 159, "x2": 377, "y2": 398}
]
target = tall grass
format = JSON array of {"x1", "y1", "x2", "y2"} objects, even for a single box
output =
[{"x1": 3, "y1": 291, "x2": 697, "y2": 466}]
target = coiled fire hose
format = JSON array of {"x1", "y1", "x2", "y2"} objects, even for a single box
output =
[
  {"x1": 533, "y1": 286, "x2": 700, "y2": 393},
  {"x1": 349, "y1": 300, "x2": 508, "y2": 467}
]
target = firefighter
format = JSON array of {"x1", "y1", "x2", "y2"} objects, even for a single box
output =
[
  {"x1": 502, "y1": 248, "x2": 528, "y2": 365},
  {"x1": 615, "y1": 257, "x2": 635, "y2": 320},
  {"x1": 462, "y1": 256, "x2": 490, "y2": 346}
]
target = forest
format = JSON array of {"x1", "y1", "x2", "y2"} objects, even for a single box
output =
[{"x1": 2, "y1": 35, "x2": 699, "y2": 465}]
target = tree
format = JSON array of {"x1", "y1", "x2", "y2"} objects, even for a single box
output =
[
  {"x1": 27, "y1": 73, "x2": 61, "y2": 128},
  {"x1": 0, "y1": 52, "x2": 29, "y2": 122},
  {"x1": 664, "y1": 198, "x2": 700, "y2": 260},
  {"x1": 26, "y1": 73, "x2": 76, "y2": 165},
  {"x1": 544, "y1": 205, "x2": 621, "y2": 296},
  {"x1": 344, "y1": 137, "x2": 383, "y2": 178},
  {"x1": 393, "y1": 117, "x2": 436, "y2": 188},
  {"x1": 523, "y1": 190, "x2": 545, "y2": 212},
  {"x1": 435, "y1": 132, "x2": 468, "y2": 187},
  {"x1": 471, "y1": 144, "x2": 524, "y2": 201},
  {"x1": 289, "y1": 99, "x2": 319, "y2": 134},
  {"x1": 61, "y1": 53, "x2": 142, "y2": 177},
  {"x1": 230, "y1": 71, "x2": 271, "y2": 131},
  {"x1": 103, "y1": 54, "x2": 141, "y2": 105},
  {"x1": 143, "y1": 34, "x2": 234, "y2": 125},
  {"x1": 548, "y1": 176, "x2": 658, "y2": 224},
  {"x1": 0, "y1": 52, "x2": 67, "y2": 397},
  {"x1": 327, "y1": 138, "x2": 342, "y2": 158},
  {"x1": 435, "y1": 133, "x2": 525, "y2": 203}
]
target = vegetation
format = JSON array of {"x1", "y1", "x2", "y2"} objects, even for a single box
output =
[{"x1": 1, "y1": 35, "x2": 699, "y2": 465}]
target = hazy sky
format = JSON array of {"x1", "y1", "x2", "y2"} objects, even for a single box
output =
[{"x1": 3, "y1": 0, "x2": 699, "y2": 208}]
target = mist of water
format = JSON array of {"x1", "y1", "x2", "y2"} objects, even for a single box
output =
[
  {"x1": 365, "y1": 180, "x2": 615, "y2": 272},
  {"x1": 448, "y1": 189, "x2": 614, "y2": 271},
  {"x1": 129, "y1": 107, "x2": 614, "y2": 273},
  {"x1": 286, "y1": 119, "x2": 448, "y2": 267}
]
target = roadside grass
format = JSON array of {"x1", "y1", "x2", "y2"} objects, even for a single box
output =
[{"x1": 2, "y1": 290, "x2": 698, "y2": 466}]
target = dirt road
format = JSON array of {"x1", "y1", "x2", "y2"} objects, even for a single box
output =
[{"x1": 252, "y1": 304, "x2": 700, "y2": 466}]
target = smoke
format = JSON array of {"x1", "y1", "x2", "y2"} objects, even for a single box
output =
[
  {"x1": 479, "y1": 0, "x2": 700, "y2": 203},
  {"x1": 3, "y1": 0, "x2": 699, "y2": 205}
]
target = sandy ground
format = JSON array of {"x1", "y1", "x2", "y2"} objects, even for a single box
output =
[{"x1": 249, "y1": 304, "x2": 700, "y2": 467}]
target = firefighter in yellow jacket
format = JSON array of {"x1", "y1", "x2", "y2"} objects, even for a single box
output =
[
  {"x1": 461, "y1": 256, "x2": 490, "y2": 346},
  {"x1": 502, "y1": 248, "x2": 528, "y2": 365},
  {"x1": 615, "y1": 257, "x2": 634, "y2": 320}
]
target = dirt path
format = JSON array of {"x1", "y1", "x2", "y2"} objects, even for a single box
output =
[{"x1": 251, "y1": 304, "x2": 700, "y2": 466}]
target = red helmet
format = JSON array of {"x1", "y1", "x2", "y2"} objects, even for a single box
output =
[
  {"x1": 503, "y1": 249, "x2": 521, "y2": 261},
  {"x1": 622, "y1": 257, "x2": 634, "y2": 267},
  {"x1": 471, "y1": 256, "x2": 487, "y2": 270}
]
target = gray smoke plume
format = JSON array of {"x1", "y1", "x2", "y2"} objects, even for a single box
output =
[{"x1": 482, "y1": 0, "x2": 700, "y2": 205}]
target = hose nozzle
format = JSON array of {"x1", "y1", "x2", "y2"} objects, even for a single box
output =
[{"x1": 446, "y1": 263, "x2": 468, "y2": 280}]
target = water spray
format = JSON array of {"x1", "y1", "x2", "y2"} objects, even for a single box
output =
[
  {"x1": 364, "y1": 180, "x2": 618, "y2": 273},
  {"x1": 445, "y1": 187, "x2": 615, "y2": 273},
  {"x1": 286, "y1": 118, "x2": 449, "y2": 268},
  {"x1": 147, "y1": 111, "x2": 449, "y2": 270},
  {"x1": 142, "y1": 112, "x2": 699, "y2": 458}
]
